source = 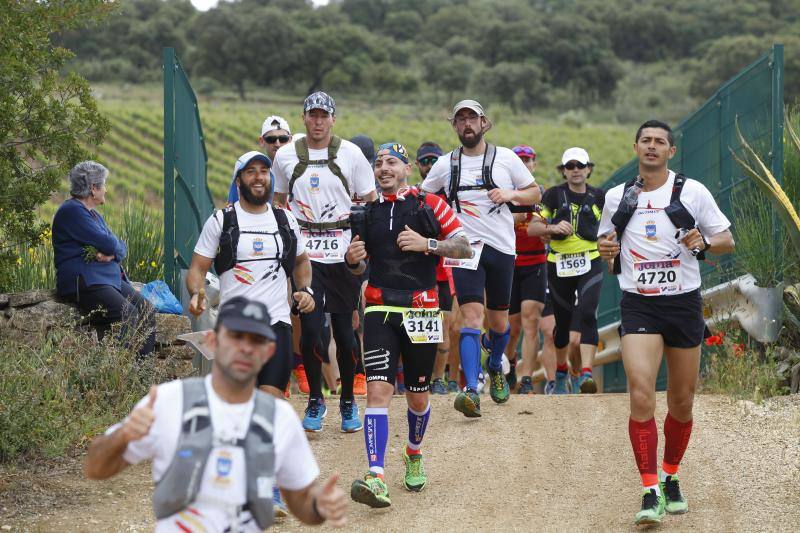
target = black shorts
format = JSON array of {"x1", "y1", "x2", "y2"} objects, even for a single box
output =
[
  {"x1": 257, "y1": 321, "x2": 293, "y2": 389},
  {"x1": 310, "y1": 261, "x2": 362, "y2": 314},
  {"x1": 451, "y1": 244, "x2": 515, "y2": 310},
  {"x1": 510, "y1": 263, "x2": 548, "y2": 314},
  {"x1": 362, "y1": 308, "x2": 437, "y2": 393},
  {"x1": 619, "y1": 289, "x2": 705, "y2": 348},
  {"x1": 438, "y1": 280, "x2": 454, "y2": 312}
]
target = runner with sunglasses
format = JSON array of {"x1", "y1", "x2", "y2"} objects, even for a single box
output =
[
  {"x1": 530, "y1": 147, "x2": 605, "y2": 394},
  {"x1": 228, "y1": 115, "x2": 293, "y2": 204}
]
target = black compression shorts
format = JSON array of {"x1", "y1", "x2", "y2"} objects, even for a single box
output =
[
  {"x1": 451, "y1": 244, "x2": 515, "y2": 310},
  {"x1": 510, "y1": 263, "x2": 548, "y2": 314},
  {"x1": 619, "y1": 289, "x2": 705, "y2": 348},
  {"x1": 437, "y1": 280, "x2": 454, "y2": 312},
  {"x1": 310, "y1": 261, "x2": 362, "y2": 313},
  {"x1": 257, "y1": 321, "x2": 293, "y2": 389}
]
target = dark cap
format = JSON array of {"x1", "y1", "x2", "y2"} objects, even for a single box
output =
[
  {"x1": 350, "y1": 134, "x2": 375, "y2": 162},
  {"x1": 416, "y1": 143, "x2": 443, "y2": 161},
  {"x1": 216, "y1": 296, "x2": 276, "y2": 340}
]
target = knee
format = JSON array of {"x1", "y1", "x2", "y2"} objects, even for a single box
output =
[
  {"x1": 667, "y1": 392, "x2": 695, "y2": 419},
  {"x1": 407, "y1": 393, "x2": 429, "y2": 413},
  {"x1": 629, "y1": 384, "x2": 656, "y2": 416}
]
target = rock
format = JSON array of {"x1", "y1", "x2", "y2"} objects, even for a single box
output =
[
  {"x1": 155, "y1": 313, "x2": 191, "y2": 347},
  {"x1": 0, "y1": 293, "x2": 8, "y2": 309},
  {"x1": 156, "y1": 357, "x2": 196, "y2": 380},
  {"x1": 7, "y1": 299, "x2": 80, "y2": 333},
  {"x1": 8, "y1": 289, "x2": 55, "y2": 308},
  {"x1": 158, "y1": 344, "x2": 197, "y2": 361}
]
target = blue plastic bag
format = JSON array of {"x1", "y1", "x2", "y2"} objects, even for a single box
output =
[{"x1": 140, "y1": 280, "x2": 183, "y2": 314}]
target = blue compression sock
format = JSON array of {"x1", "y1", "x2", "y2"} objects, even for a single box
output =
[
  {"x1": 407, "y1": 402, "x2": 431, "y2": 452},
  {"x1": 364, "y1": 407, "x2": 389, "y2": 476},
  {"x1": 487, "y1": 326, "x2": 511, "y2": 371},
  {"x1": 459, "y1": 328, "x2": 481, "y2": 391}
]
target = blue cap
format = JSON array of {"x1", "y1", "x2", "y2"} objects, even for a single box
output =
[{"x1": 416, "y1": 143, "x2": 443, "y2": 161}]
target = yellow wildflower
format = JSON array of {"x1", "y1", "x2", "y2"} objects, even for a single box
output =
[{"x1": 150, "y1": 261, "x2": 157, "y2": 268}]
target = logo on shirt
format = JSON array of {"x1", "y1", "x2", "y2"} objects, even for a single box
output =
[
  {"x1": 213, "y1": 450, "x2": 233, "y2": 487},
  {"x1": 645, "y1": 220, "x2": 658, "y2": 241},
  {"x1": 310, "y1": 173, "x2": 320, "y2": 194},
  {"x1": 233, "y1": 264, "x2": 255, "y2": 285},
  {"x1": 459, "y1": 200, "x2": 481, "y2": 219},
  {"x1": 252, "y1": 237, "x2": 265, "y2": 256}
]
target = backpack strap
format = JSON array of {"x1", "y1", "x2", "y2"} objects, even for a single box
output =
[
  {"x1": 272, "y1": 207, "x2": 297, "y2": 282},
  {"x1": 448, "y1": 148, "x2": 462, "y2": 212},
  {"x1": 288, "y1": 135, "x2": 350, "y2": 199},
  {"x1": 213, "y1": 206, "x2": 239, "y2": 276},
  {"x1": 288, "y1": 137, "x2": 310, "y2": 197},
  {"x1": 482, "y1": 143, "x2": 497, "y2": 189},
  {"x1": 327, "y1": 135, "x2": 350, "y2": 197},
  {"x1": 671, "y1": 173, "x2": 687, "y2": 203}
]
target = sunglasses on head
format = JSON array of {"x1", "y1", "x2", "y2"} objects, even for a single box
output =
[
  {"x1": 564, "y1": 162, "x2": 588, "y2": 170},
  {"x1": 418, "y1": 156, "x2": 438, "y2": 166},
  {"x1": 263, "y1": 134, "x2": 290, "y2": 144}
]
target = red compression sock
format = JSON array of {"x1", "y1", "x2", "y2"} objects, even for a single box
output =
[
  {"x1": 663, "y1": 412, "x2": 693, "y2": 475},
  {"x1": 629, "y1": 417, "x2": 658, "y2": 487}
]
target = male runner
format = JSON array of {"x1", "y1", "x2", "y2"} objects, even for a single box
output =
[
  {"x1": 598, "y1": 120, "x2": 734, "y2": 524},
  {"x1": 272, "y1": 91, "x2": 377, "y2": 433},
  {"x1": 228, "y1": 115, "x2": 292, "y2": 204},
  {"x1": 531, "y1": 147, "x2": 605, "y2": 393},
  {"x1": 85, "y1": 297, "x2": 348, "y2": 530},
  {"x1": 345, "y1": 142, "x2": 470, "y2": 507},
  {"x1": 421, "y1": 99, "x2": 540, "y2": 417}
]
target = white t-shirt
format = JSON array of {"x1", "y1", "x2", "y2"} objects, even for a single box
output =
[
  {"x1": 598, "y1": 171, "x2": 731, "y2": 295},
  {"x1": 194, "y1": 203, "x2": 306, "y2": 325},
  {"x1": 272, "y1": 138, "x2": 375, "y2": 264},
  {"x1": 107, "y1": 376, "x2": 319, "y2": 533},
  {"x1": 420, "y1": 146, "x2": 535, "y2": 255}
]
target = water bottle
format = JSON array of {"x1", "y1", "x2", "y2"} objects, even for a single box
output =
[{"x1": 622, "y1": 177, "x2": 644, "y2": 208}]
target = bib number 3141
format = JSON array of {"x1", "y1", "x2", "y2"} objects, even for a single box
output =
[
  {"x1": 555, "y1": 251, "x2": 591, "y2": 277},
  {"x1": 402, "y1": 309, "x2": 443, "y2": 344}
]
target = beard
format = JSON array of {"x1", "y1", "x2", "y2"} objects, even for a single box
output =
[
  {"x1": 458, "y1": 129, "x2": 483, "y2": 149},
  {"x1": 239, "y1": 179, "x2": 269, "y2": 205}
]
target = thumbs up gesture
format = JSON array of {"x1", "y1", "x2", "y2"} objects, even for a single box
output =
[
  {"x1": 314, "y1": 473, "x2": 348, "y2": 526},
  {"x1": 121, "y1": 385, "x2": 157, "y2": 443},
  {"x1": 598, "y1": 230, "x2": 620, "y2": 261}
]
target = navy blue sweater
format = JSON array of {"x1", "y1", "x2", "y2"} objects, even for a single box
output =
[{"x1": 52, "y1": 198, "x2": 127, "y2": 296}]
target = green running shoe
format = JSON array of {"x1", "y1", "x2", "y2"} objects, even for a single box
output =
[
  {"x1": 351, "y1": 472, "x2": 391, "y2": 508},
  {"x1": 454, "y1": 389, "x2": 481, "y2": 417},
  {"x1": 402, "y1": 451, "x2": 427, "y2": 492},
  {"x1": 662, "y1": 475, "x2": 689, "y2": 514},
  {"x1": 487, "y1": 365, "x2": 510, "y2": 404},
  {"x1": 634, "y1": 488, "x2": 666, "y2": 525}
]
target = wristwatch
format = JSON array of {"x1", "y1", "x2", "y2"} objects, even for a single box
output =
[
  {"x1": 701, "y1": 234, "x2": 711, "y2": 252},
  {"x1": 426, "y1": 238, "x2": 439, "y2": 253},
  {"x1": 298, "y1": 286, "x2": 314, "y2": 296}
]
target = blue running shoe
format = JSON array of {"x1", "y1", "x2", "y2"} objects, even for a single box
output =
[
  {"x1": 544, "y1": 380, "x2": 556, "y2": 395},
  {"x1": 554, "y1": 373, "x2": 570, "y2": 395},
  {"x1": 447, "y1": 380, "x2": 459, "y2": 393},
  {"x1": 570, "y1": 374, "x2": 580, "y2": 394},
  {"x1": 302, "y1": 398, "x2": 327, "y2": 432},
  {"x1": 340, "y1": 399, "x2": 363, "y2": 433},
  {"x1": 273, "y1": 486, "x2": 288, "y2": 517},
  {"x1": 430, "y1": 378, "x2": 448, "y2": 395}
]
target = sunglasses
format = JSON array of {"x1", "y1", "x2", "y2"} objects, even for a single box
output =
[
  {"x1": 418, "y1": 156, "x2": 439, "y2": 166},
  {"x1": 564, "y1": 162, "x2": 588, "y2": 170},
  {"x1": 263, "y1": 134, "x2": 290, "y2": 144}
]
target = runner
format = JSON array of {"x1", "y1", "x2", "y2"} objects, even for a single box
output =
[
  {"x1": 345, "y1": 142, "x2": 470, "y2": 507},
  {"x1": 272, "y1": 91, "x2": 377, "y2": 433},
  {"x1": 421, "y1": 99, "x2": 540, "y2": 417},
  {"x1": 228, "y1": 115, "x2": 292, "y2": 204},
  {"x1": 531, "y1": 147, "x2": 605, "y2": 394},
  {"x1": 84, "y1": 297, "x2": 348, "y2": 530},
  {"x1": 598, "y1": 120, "x2": 734, "y2": 524}
]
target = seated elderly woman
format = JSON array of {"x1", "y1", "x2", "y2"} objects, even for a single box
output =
[{"x1": 52, "y1": 161, "x2": 155, "y2": 358}]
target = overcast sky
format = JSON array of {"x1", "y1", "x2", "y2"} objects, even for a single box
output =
[{"x1": 191, "y1": 0, "x2": 328, "y2": 10}]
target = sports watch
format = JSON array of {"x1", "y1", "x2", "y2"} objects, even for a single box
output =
[
  {"x1": 298, "y1": 286, "x2": 314, "y2": 296},
  {"x1": 426, "y1": 238, "x2": 439, "y2": 253}
]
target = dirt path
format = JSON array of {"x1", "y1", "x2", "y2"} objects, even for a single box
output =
[{"x1": 4, "y1": 393, "x2": 799, "y2": 532}]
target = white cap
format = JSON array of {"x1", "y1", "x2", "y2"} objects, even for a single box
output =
[
  {"x1": 232, "y1": 151, "x2": 271, "y2": 181},
  {"x1": 449, "y1": 99, "x2": 486, "y2": 120},
  {"x1": 260, "y1": 115, "x2": 291, "y2": 136},
  {"x1": 561, "y1": 147, "x2": 591, "y2": 166}
]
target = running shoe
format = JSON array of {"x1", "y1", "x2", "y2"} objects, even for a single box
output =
[
  {"x1": 662, "y1": 475, "x2": 689, "y2": 514},
  {"x1": 302, "y1": 398, "x2": 327, "y2": 432},
  {"x1": 447, "y1": 380, "x2": 460, "y2": 393},
  {"x1": 353, "y1": 373, "x2": 367, "y2": 396},
  {"x1": 403, "y1": 451, "x2": 427, "y2": 492},
  {"x1": 340, "y1": 399, "x2": 363, "y2": 433},
  {"x1": 487, "y1": 364, "x2": 510, "y2": 403},
  {"x1": 518, "y1": 376, "x2": 535, "y2": 395},
  {"x1": 294, "y1": 364, "x2": 310, "y2": 394},
  {"x1": 570, "y1": 374, "x2": 580, "y2": 394},
  {"x1": 430, "y1": 378, "x2": 448, "y2": 395},
  {"x1": 554, "y1": 373, "x2": 570, "y2": 395},
  {"x1": 634, "y1": 488, "x2": 666, "y2": 525},
  {"x1": 579, "y1": 373, "x2": 598, "y2": 394},
  {"x1": 507, "y1": 362, "x2": 518, "y2": 390},
  {"x1": 351, "y1": 472, "x2": 391, "y2": 508},
  {"x1": 273, "y1": 486, "x2": 288, "y2": 517},
  {"x1": 454, "y1": 389, "x2": 482, "y2": 417},
  {"x1": 544, "y1": 380, "x2": 556, "y2": 395}
]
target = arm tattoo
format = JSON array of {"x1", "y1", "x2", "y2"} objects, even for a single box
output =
[{"x1": 434, "y1": 234, "x2": 472, "y2": 259}]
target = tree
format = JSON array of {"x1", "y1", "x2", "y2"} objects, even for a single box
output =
[
  {"x1": 472, "y1": 61, "x2": 549, "y2": 111},
  {"x1": 421, "y1": 51, "x2": 475, "y2": 103},
  {"x1": 0, "y1": 0, "x2": 111, "y2": 290}
]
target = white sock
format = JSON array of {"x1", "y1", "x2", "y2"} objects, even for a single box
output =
[
  {"x1": 645, "y1": 484, "x2": 661, "y2": 496},
  {"x1": 659, "y1": 470, "x2": 675, "y2": 483}
]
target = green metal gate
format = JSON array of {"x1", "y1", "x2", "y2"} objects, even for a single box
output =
[
  {"x1": 163, "y1": 47, "x2": 214, "y2": 296},
  {"x1": 599, "y1": 44, "x2": 785, "y2": 392}
]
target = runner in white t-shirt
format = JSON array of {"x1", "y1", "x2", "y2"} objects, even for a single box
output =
[
  {"x1": 597, "y1": 120, "x2": 734, "y2": 525},
  {"x1": 272, "y1": 92, "x2": 377, "y2": 434},
  {"x1": 84, "y1": 297, "x2": 348, "y2": 531},
  {"x1": 420, "y1": 99, "x2": 540, "y2": 417}
]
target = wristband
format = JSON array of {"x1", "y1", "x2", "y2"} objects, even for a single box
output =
[{"x1": 345, "y1": 258, "x2": 361, "y2": 269}]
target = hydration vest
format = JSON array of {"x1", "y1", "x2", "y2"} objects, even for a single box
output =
[
  {"x1": 213, "y1": 205, "x2": 297, "y2": 279},
  {"x1": 288, "y1": 136, "x2": 352, "y2": 231},
  {"x1": 152, "y1": 378, "x2": 277, "y2": 529},
  {"x1": 356, "y1": 190, "x2": 440, "y2": 307},
  {"x1": 448, "y1": 144, "x2": 531, "y2": 213},
  {"x1": 549, "y1": 184, "x2": 601, "y2": 242},
  {"x1": 609, "y1": 173, "x2": 705, "y2": 275}
]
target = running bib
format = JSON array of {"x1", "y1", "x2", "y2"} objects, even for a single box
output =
[
  {"x1": 402, "y1": 309, "x2": 444, "y2": 344},
  {"x1": 301, "y1": 229, "x2": 344, "y2": 260},
  {"x1": 555, "y1": 251, "x2": 591, "y2": 277},
  {"x1": 634, "y1": 259, "x2": 682, "y2": 295},
  {"x1": 443, "y1": 241, "x2": 483, "y2": 270}
]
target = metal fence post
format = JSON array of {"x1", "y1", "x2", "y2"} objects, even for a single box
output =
[{"x1": 163, "y1": 47, "x2": 176, "y2": 295}]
